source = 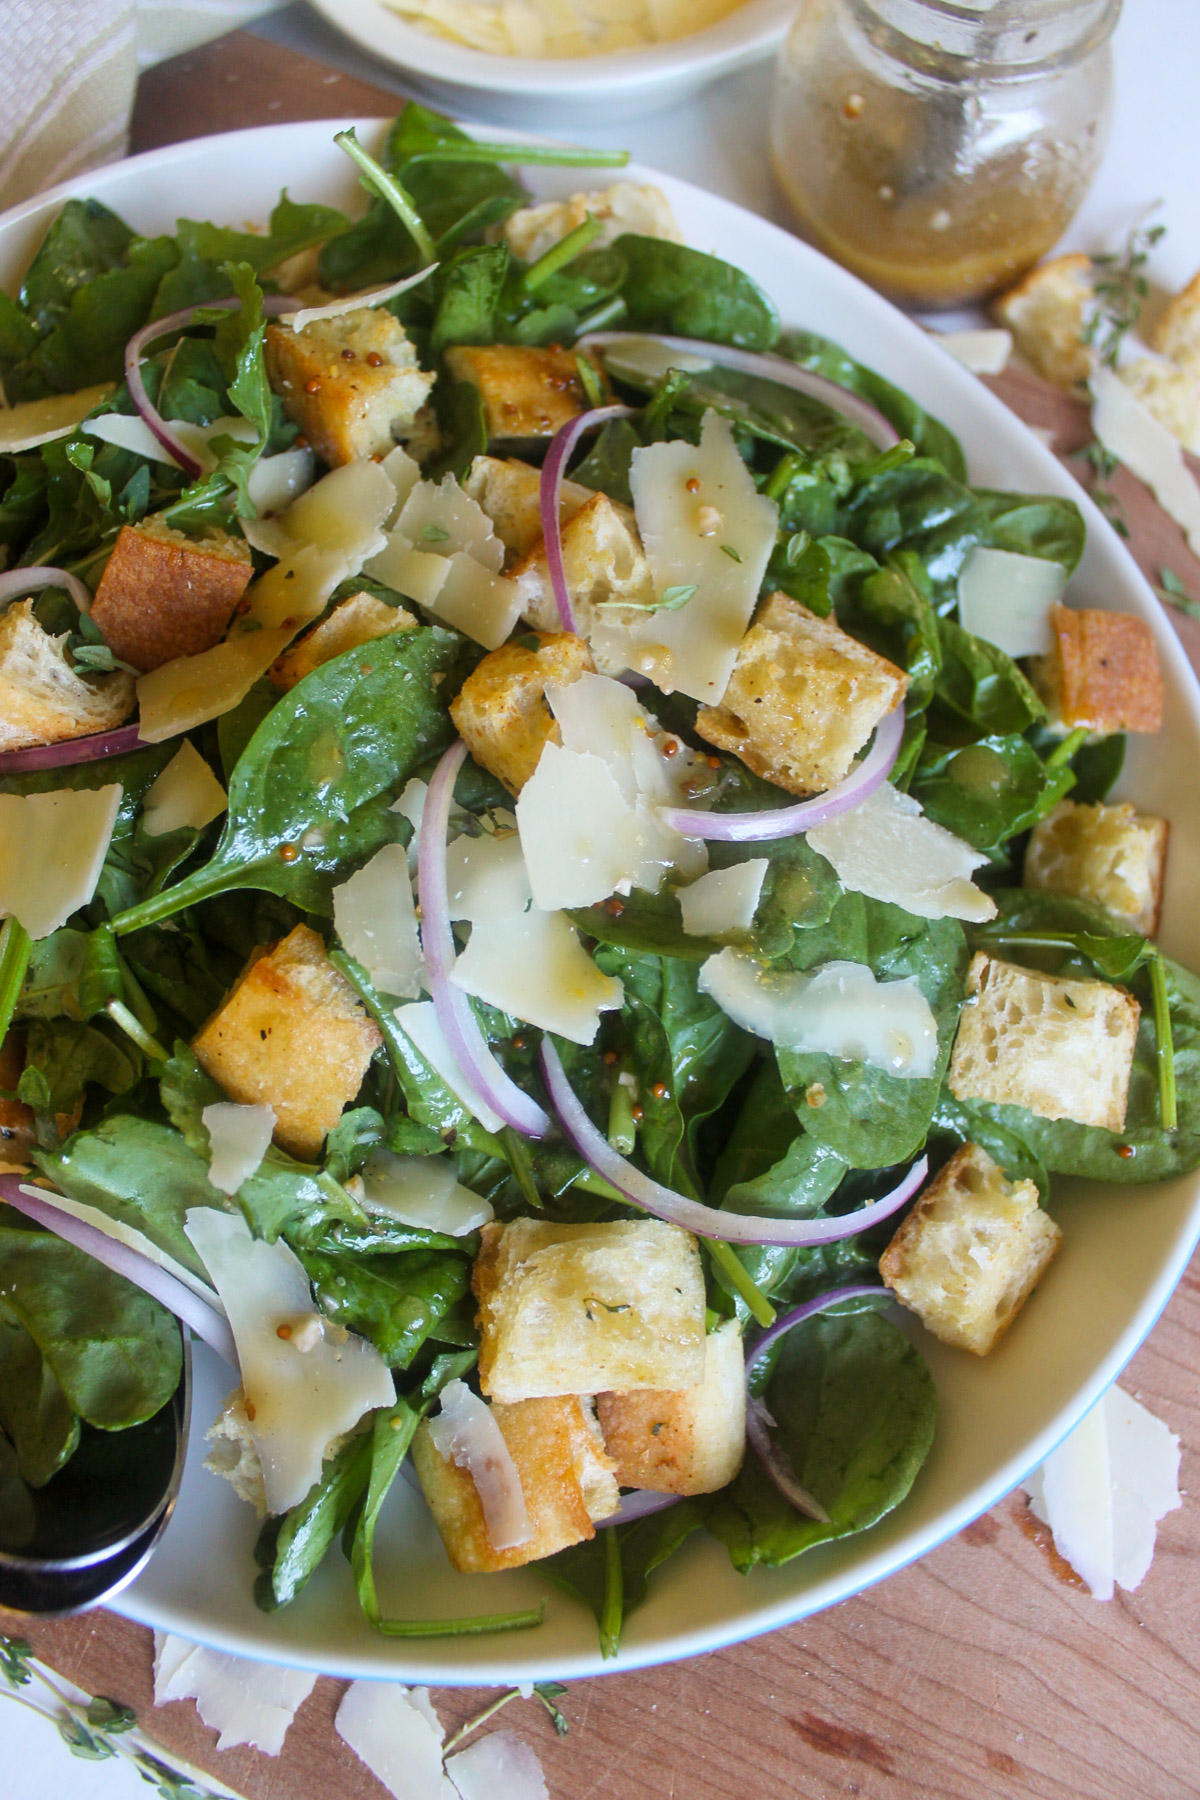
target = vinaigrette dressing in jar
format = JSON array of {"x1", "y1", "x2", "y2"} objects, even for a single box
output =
[{"x1": 769, "y1": 0, "x2": 1120, "y2": 309}]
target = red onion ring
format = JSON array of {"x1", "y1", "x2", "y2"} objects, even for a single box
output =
[
  {"x1": 125, "y1": 294, "x2": 298, "y2": 479},
  {"x1": 0, "y1": 722, "x2": 144, "y2": 778},
  {"x1": 659, "y1": 704, "x2": 905, "y2": 844},
  {"x1": 611, "y1": 1487, "x2": 682, "y2": 1524},
  {"x1": 417, "y1": 739, "x2": 550, "y2": 1139},
  {"x1": 539, "y1": 403, "x2": 634, "y2": 632},
  {"x1": 744, "y1": 1284, "x2": 894, "y2": 1521},
  {"x1": 580, "y1": 331, "x2": 900, "y2": 452},
  {"x1": 1, "y1": 1177, "x2": 237, "y2": 1366},
  {"x1": 0, "y1": 564, "x2": 93, "y2": 618},
  {"x1": 540, "y1": 1037, "x2": 927, "y2": 1245}
]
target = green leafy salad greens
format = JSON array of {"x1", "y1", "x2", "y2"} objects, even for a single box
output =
[{"x1": 0, "y1": 104, "x2": 1194, "y2": 1659}]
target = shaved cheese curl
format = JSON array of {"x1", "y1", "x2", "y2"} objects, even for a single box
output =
[
  {"x1": 427, "y1": 1379, "x2": 533, "y2": 1552},
  {"x1": 539, "y1": 402, "x2": 634, "y2": 631}
]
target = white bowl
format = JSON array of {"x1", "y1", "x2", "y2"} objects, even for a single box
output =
[
  {"x1": 3, "y1": 119, "x2": 1199, "y2": 1684},
  {"x1": 305, "y1": 0, "x2": 796, "y2": 124}
]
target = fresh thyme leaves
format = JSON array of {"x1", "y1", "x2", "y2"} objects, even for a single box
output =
[
  {"x1": 1085, "y1": 220, "x2": 1167, "y2": 369},
  {"x1": 70, "y1": 643, "x2": 139, "y2": 676},
  {"x1": 422, "y1": 522, "x2": 451, "y2": 543},
  {"x1": 0, "y1": 1637, "x2": 33, "y2": 1687},
  {"x1": 1158, "y1": 565, "x2": 1200, "y2": 617},
  {"x1": 599, "y1": 582, "x2": 697, "y2": 612},
  {"x1": 535, "y1": 1682, "x2": 571, "y2": 1736},
  {"x1": 574, "y1": 348, "x2": 605, "y2": 409},
  {"x1": 1072, "y1": 440, "x2": 1129, "y2": 537},
  {"x1": 721, "y1": 543, "x2": 742, "y2": 562}
]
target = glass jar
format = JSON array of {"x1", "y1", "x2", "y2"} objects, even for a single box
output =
[{"x1": 769, "y1": 0, "x2": 1120, "y2": 309}]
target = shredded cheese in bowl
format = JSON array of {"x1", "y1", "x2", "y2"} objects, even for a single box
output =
[{"x1": 380, "y1": 0, "x2": 747, "y2": 57}]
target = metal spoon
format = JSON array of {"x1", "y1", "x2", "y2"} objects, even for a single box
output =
[{"x1": 0, "y1": 1329, "x2": 191, "y2": 1617}]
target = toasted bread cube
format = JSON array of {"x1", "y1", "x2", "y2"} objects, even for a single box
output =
[
  {"x1": 511, "y1": 491, "x2": 656, "y2": 646},
  {"x1": 1119, "y1": 358, "x2": 1200, "y2": 454},
  {"x1": 463, "y1": 454, "x2": 594, "y2": 565},
  {"x1": 949, "y1": 951, "x2": 1140, "y2": 1133},
  {"x1": 993, "y1": 253, "x2": 1093, "y2": 389},
  {"x1": 596, "y1": 1318, "x2": 745, "y2": 1496},
  {"x1": 444, "y1": 344, "x2": 608, "y2": 442},
  {"x1": 1148, "y1": 269, "x2": 1200, "y2": 377},
  {"x1": 193, "y1": 924, "x2": 381, "y2": 1160},
  {"x1": 0, "y1": 599, "x2": 135, "y2": 752},
  {"x1": 411, "y1": 1394, "x2": 619, "y2": 1573},
  {"x1": 90, "y1": 516, "x2": 252, "y2": 674},
  {"x1": 264, "y1": 309, "x2": 435, "y2": 467},
  {"x1": 880, "y1": 1143, "x2": 1062, "y2": 1355},
  {"x1": 695, "y1": 593, "x2": 908, "y2": 796},
  {"x1": 474, "y1": 1219, "x2": 707, "y2": 1405},
  {"x1": 1031, "y1": 604, "x2": 1163, "y2": 736},
  {"x1": 503, "y1": 184, "x2": 682, "y2": 264},
  {"x1": 269, "y1": 591, "x2": 416, "y2": 691},
  {"x1": 1025, "y1": 799, "x2": 1168, "y2": 937},
  {"x1": 449, "y1": 631, "x2": 594, "y2": 795},
  {"x1": 204, "y1": 1387, "x2": 268, "y2": 1517}
]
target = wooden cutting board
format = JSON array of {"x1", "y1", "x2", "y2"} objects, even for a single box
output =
[{"x1": 5, "y1": 31, "x2": 1200, "y2": 1800}]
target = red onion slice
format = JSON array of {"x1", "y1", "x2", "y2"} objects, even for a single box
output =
[
  {"x1": 539, "y1": 403, "x2": 634, "y2": 632},
  {"x1": 417, "y1": 739, "x2": 550, "y2": 1139},
  {"x1": 0, "y1": 722, "x2": 144, "y2": 777},
  {"x1": 125, "y1": 294, "x2": 298, "y2": 479},
  {"x1": 658, "y1": 704, "x2": 905, "y2": 844},
  {"x1": 540, "y1": 1038, "x2": 926, "y2": 1245},
  {"x1": 611, "y1": 1486, "x2": 682, "y2": 1524},
  {"x1": 0, "y1": 564, "x2": 94, "y2": 618},
  {"x1": 1, "y1": 1177, "x2": 237, "y2": 1366},
  {"x1": 744, "y1": 1283, "x2": 893, "y2": 1521},
  {"x1": 581, "y1": 331, "x2": 900, "y2": 452}
]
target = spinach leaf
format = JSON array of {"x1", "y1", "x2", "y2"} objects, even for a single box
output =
[
  {"x1": 973, "y1": 488, "x2": 1085, "y2": 574},
  {"x1": 932, "y1": 614, "x2": 1045, "y2": 739},
  {"x1": 570, "y1": 416, "x2": 638, "y2": 506},
  {"x1": 297, "y1": 1246, "x2": 469, "y2": 1368},
  {"x1": 776, "y1": 329, "x2": 966, "y2": 478},
  {"x1": 428, "y1": 245, "x2": 510, "y2": 358},
  {"x1": 930, "y1": 1093, "x2": 1049, "y2": 1201},
  {"x1": 611, "y1": 236, "x2": 779, "y2": 352},
  {"x1": 706, "y1": 1310, "x2": 935, "y2": 1570},
  {"x1": 19, "y1": 200, "x2": 134, "y2": 334},
  {"x1": 654, "y1": 366, "x2": 876, "y2": 461},
  {"x1": 568, "y1": 887, "x2": 721, "y2": 963},
  {"x1": 27, "y1": 236, "x2": 180, "y2": 398},
  {"x1": 0, "y1": 1222, "x2": 181, "y2": 1429},
  {"x1": 112, "y1": 628, "x2": 471, "y2": 934},
  {"x1": 153, "y1": 195, "x2": 350, "y2": 315},
  {"x1": 426, "y1": 378, "x2": 488, "y2": 481},
  {"x1": 0, "y1": 1304, "x2": 79, "y2": 1487},
  {"x1": 255, "y1": 1428, "x2": 376, "y2": 1611},
  {"x1": 766, "y1": 533, "x2": 877, "y2": 618},
  {"x1": 18, "y1": 931, "x2": 89, "y2": 1021},
  {"x1": 202, "y1": 261, "x2": 271, "y2": 514},
  {"x1": 911, "y1": 734, "x2": 1074, "y2": 854},
  {"x1": 841, "y1": 459, "x2": 987, "y2": 612},
  {"x1": 838, "y1": 549, "x2": 941, "y2": 712}
]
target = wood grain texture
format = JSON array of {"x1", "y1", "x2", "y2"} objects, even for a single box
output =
[{"x1": 4, "y1": 29, "x2": 1199, "y2": 1800}]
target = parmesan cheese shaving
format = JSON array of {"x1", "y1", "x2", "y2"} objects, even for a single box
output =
[
  {"x1": 427, "y1": 1378, "x2": 534, "y2": 1550},
  {"x1": 806, "y1": 781, "x2": 997, "y2": 923},
  {"x1": 361, "y1": 1149, "x2": 494, "y2": 1235},
  {"x1": 397, "y1": 475, "x2": 505, "y2": 573},
  {"x1": 335, "y1": 1680, "x2": 457, "y2": 1800},
  {"x1": 0, "y1": 783, "x2": 122, "y2": 938},
  {"x1": 446, "y1": 829, "x2": 531, "y2": 921},
  {"x1": 366, "y1": 530, "x2": 452, "y2": 608},
  {"x1": 957, "y1": 545, "x2": 1065, "y2": 658},
  {"x1": 280, "y1": 266, "x2": 438, "y2": 333},
  {"x1": 933, "y1": 329, "x2": 1013, "y2": 375},
  {"x1": 333, "y1": 842, "x2": 425, "y2": 998},
  {"x1": 451, "y1": 904, "x2": 624, "y2": 1044},
  {"x1": 678, "y1": 859, "x2": 767, "y2": 936},
  {"x1": 426, "y1": 552, "x2": 523, "y2": 650},
  {"x1": 446, "y1": 1731, "x2": 549, "y2": 1800},
  {"x1": 0, "y1": 383, "x2": 114, "y2": 451},
  {"x1": 141, "y1": 740, "x2": 228, "y2": 837},
  {"x1": 247, "y1": 446, "x2": 315, "y2": 516},
  {"x1": 153, "y1": 1631, "x2": 316, "y2": 1755},
  {"x1": 394, "y1": 999, "x2": 506, "y2": 1135},
  {"x1": 135, "y1": 627, "x2": 294, "y2": 742},
  {"x1": 201, "y1": 1101, "x2": 276, "y2": 1196},
  {"x1": 1091, "y1": 362, "x2": 1200, "y2": 556},
  {"x1": 380, "y1": 0, "x2": 745, "y2": 56}
]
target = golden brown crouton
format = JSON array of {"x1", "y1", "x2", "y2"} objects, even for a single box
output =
[
  {"x1": 192, "y1": 923, "x2": 381, "y2": 1161},
  {"x1": 1118, "y1": 357, "x2": 1200, "y2": 454},
  {"x1": 264, "y1": 309, "x2": 435, "y2": 467},
  {"x1": 993, "y1": 253, "x2": 1093, "y2": 388},
  {"x1": 462, "y1": 454, "x2": 594, "y2": 564},
  {"x1": 503, "y1": 184, "x2": 682, "y2": 264},
  {"x1": 90, "y1": 516, "x2": 252, "y2": 674},
  {"x1": 1024, "y1": 798, "x2": 1168, "y2": 937},
  {"x1": 948, "y1": 951, "x2": 1140, "y2": 1133},
  {"x1": 449, "y1": 631, "x2": 594, "y2": 795},
  {"x1": 880, "y1": 1143, "x2": 1062, "y2": 1355},
  {"x1": 444, "y1": 344, "x2": 608, "y2": 442},
  {"x1": 510, "y1": 491, "x2": 656, "y2": 646},
  {"x1": 597, "y1": 1318, "x2": 745, "y2": 1496},
  {"x1": 411, "y1": 1394, "x2": 619, "y2": 1573},
  {"x1": 474, "y1": 1218, "x2": 707, "y2": 1405},
  {"x1": 0, "y1": 600, "x2": 135, "y2": 752},
  {"x1": 1148, "y1": 269, "x2": 1200, "y2": 376},
  {"x1": 269, "y1": 592, "x2": 417, "y2": 691},
  {"x1": 1031, "y1": 604, "x2": 1163, "y2": 736},
  {"x1": 695, "y1": 593, "x2": 908, "y2": 796}
]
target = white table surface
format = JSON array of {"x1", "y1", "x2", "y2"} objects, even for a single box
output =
[{"x1": 3, "y1": 1, "x2": 1197, "y2": 1791}]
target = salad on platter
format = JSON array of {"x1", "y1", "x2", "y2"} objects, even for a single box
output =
[{"x1": 0, "y1": 105, "x2": 1195, "y2": 1658}]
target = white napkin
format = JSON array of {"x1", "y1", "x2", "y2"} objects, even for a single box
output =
[{"x1": 0, "y1": 0, "x2": 287, "y2": 213}]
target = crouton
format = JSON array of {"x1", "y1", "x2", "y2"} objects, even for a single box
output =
[
  {"x1": 1118, "y1": 357, "x2": 1200, "y2": 454},
  {"x1": 1031, "y1": 604, "x2": 1163, "y2": 736},
  {"x1": 474, "y1": 1218, "x2": 707, "y2": 1405},
  {"x1": 444, "y1": 344, "x2": 609, "y2": 442},
  {"x1": 503, "y1": 184, "x2": 682, "y2": 265},
  {"x1": 993, "y1": 253, "x2": 1093, "y2": 388},
  {"x1": 1024, "y1": 798, "x2": 1168, "y2": 937},
  {"x1": 90, "y1": 516, "x2": 252, "y2": 674},
  {"x1": 264, "y1": 308, "x2": 435, "y2": 467},
  {"x1": 596, "y1": 1318, "x2": 745, "y2": 1496},
  {"x1": 269, "y1": 591, "x2": 417, "y2": 691},
  {"x1": 695, "y1": 593, "x2": 908, "y2": 796},
  {"x1": 449, "y1": 631, "x2": 594, "y2": 794},
  {"x1": 880, "y1": 1143, "x2": 1062, "y2": 1355},
  {"x1": 1148, "y1": 269, "x2": 1200, "y2": 376},
  {"x1": 463, "y1": 454, "x2": 594, "y2": 564},
  {"x1": 192, "y1": 923, "x2": 381, "y2": 1160},
  {"x1": 948, "y1": 951, "x2": 1140, "y2": 1133},
  {"x1": 204, "y1": 1387, "x2": 268, "y2": 1517},
  {"x1": 411, "y1": 1393, "x2": 619, "y2": 1573},
  {"x1": 511, "y1": 491, "x2": 656, "y2": 648},
  {"x1": 0, "y1": 599, "x2": 135, "y2": 752}
]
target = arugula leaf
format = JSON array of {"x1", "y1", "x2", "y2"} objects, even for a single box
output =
[
  {"x1": 17, "y1": 1018, "x2": 141, "y2": 1118},
  {"x1": 706, "y1": 1310, "x2": 935, "y2": 1569},
  {"x1": 542, "y1": 1501, "x2": 704, "y2": 1658},
  {"x1": 0, "y1": 1303, "x2": 80, "y2": 1487},
  {"x1": 298, "y1": 1246, "x2": 470, "y2": 1368},
  {"x1": 255, "y1": 1429, "x2": 376, "y2": 1610},
  {"x1": 201, "y1": 261, "x2": 271, "y2": 514},
  {"x1": 153, "y1": 194, "x2": 350, "y2": 315}
]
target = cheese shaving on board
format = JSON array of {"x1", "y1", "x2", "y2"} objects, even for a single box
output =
[
  {"x1": 1091, "y1": 363, "x2": 1200, "y2": 556},
  {"x1": 335, "y1": 1680, "x2": 457, "y2": 1800},
  {"x1": 447, "y1": 1730, "x2": 549, "y2": 1800},
  {"x1": 153, "y1": 1631, "x2": 316, "y2": 1755}
]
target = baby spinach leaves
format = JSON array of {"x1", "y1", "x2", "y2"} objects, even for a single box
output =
[
  {"x1": 543, "y1": 1501, "x2": 704, "y2": 1658},
  {"x1": 776, "y1": 329, "x2": 966, "y2": 478},
  {"x1": 911, "y1": 733, "x2": 1075, "y2": 855},
  {"x1": 0, "y1": 1306, "x2": 80, "y2": 1487},
  {"x1": 297, "y1": 1246, "x2": 470, "y2": 1369},
  {"x1": 610, "y1": 236, "x2": 780, "y2": 351}
]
